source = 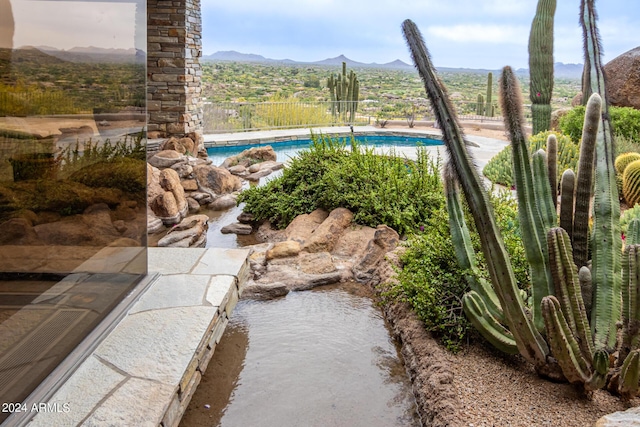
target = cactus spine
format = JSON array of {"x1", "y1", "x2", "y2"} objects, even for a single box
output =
[
  {"x1": 485, "y1": 72, "x2": 493, "y2": 117},
  {"x1": 615, "y1": 152, "x2": 640, "y2": 175},
  {"x1": 528, "y1": 0, "x2": 557, "y2": 134},
  {"x1": 327, "y1": 61, "x2": 360, "y2": 124},
  {"x1": 559, "y1": 169, "x2": 575, "y2": 242},
  {"x1": 547, "y1": 134, "x2": 558, "y2": 209}
]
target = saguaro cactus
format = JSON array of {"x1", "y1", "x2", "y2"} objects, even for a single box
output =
[
  {"x1": 485, "y1": 72, "x2": 493, "y2": 117},
  {"x1": 528, "y1": 0, "x2": 557, "y2": 134},
  {"x1": 327, "y1": 62, "x2": 360, "y2": 124}
]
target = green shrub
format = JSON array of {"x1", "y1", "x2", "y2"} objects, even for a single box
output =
[
  {"x1": 482, "y1": 131, "x2": 578, "y2": 187},
  {"x1": 621, "y1": 204, "x2": 640, "y2": 236},
  {"x1": 558, "y1": 105, "x2": 640, "y2": 143},
  {"x1": 392, "y1": 189, "x2": 528, "y2": 352},
  {"x1": 238, "y1": 134, "x2": 444, "y2": 235},
  {"x1": 69, "y1": 157, "x2": 146, "y2": 195}
]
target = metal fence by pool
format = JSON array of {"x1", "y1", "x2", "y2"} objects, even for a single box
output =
[{"x1": 202, "y1": 100, "x2": 515, "y2": 134}]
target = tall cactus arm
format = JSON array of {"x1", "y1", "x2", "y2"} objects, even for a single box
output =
[
  {"x1": 463, "y1": 292, "x2": 518, "y2": 354},
  {"x1": 547, "y1": 227, "x2": 594, "y2": 360},
  {"x1": 502, "y1": 66, "x2": 554, "y2": 333},
  {"x1": 547, "y1": 134, "x2": 558, "y2": 209},
  {"x1": 621, "y1": 244, "x2": 640, "y2": 363},
  {"x1": 533, "y1": 149, "x2": 558, "y2": 230},
  {"x1": 581, "y1": 0, "x2": 622, "y2": 352},
  {"x1": 628, "y1": 219, "x2": 640, "y2": 246},
  {"x1": 402, "y1": 19, "x2": 549, "y2": 366},
  {"x1": 579, "y1": 266, "x2": 593, "y2": 318},
  {"x1": 573, "y1": 93, "x2": 600, "y2": 268},
  {"x1": 542, "y1": 295, "x2": 591, "y2": 384},
  {"x1": 444, "y1": 166, "x2": 504, "y2": 322},
  {"x1": 559, "y1": 169, "x2": 576, "y2": 240}
]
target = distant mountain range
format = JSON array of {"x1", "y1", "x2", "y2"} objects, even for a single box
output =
[
  {"x1": 17, "y1": 45, "x2": 145, "y2": 64},
  {"x1": 202, "y1": 50, "x2": 584, "y2": 78}
]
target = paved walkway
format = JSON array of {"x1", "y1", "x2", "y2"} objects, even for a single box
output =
[{"x1": 27, "y1": 247, "x2": 250, "y2": 427}]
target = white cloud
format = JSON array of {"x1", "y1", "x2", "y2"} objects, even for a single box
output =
[{"x1": 426, "y1": 24, "x2": 529, "y2": 44}]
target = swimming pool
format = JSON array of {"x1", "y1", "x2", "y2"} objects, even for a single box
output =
[{"x1": 206, "y1": 134, "x2": 443, "y2": 166}]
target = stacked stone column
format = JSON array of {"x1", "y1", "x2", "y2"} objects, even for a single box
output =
[{"x1": 147, "y1": 0, "x2": 203, "y2": 139}]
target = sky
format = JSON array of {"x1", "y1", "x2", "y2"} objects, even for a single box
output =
[{"x1": 202, "y1": 0, "x2": 640, "y2": 69}]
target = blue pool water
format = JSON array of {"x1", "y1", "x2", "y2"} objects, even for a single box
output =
[{"x1": 206, "y1": 134, "x2": 443, "y2": 166}]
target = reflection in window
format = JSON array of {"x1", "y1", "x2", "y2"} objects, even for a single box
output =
[{"x1": 0, "y1": 0, "x2": 147, "y2": 420}]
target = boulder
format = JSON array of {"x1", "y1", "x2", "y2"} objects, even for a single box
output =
[
  {"x1": 221, "y1": 146, "x2": 277, "y2": 168},
  {"x1": 299, "y1": 252, "x2": 336, "y2": 275},
  {"x1": 245, "y1": 169, "x2": 272, "y2": 181},
  {"x1": 550, "y1": 108, "x2": 572, "y2": 131},
  {"x1": 228, "y1": 165, "x2": 248, "y2": 176},
  {"x1": 186, "y1": 197, "x2": 200, "y2": 213},
  {"x1": 604, "y1": 46, "x2": 640, "y2": 109},
  {"x1": 220, "y1": 222, "x2": 253, "y2": 235},
  {"x1": 160, "y1": 136, "x2": 196, "y2": 155},
  {"x1": 148, "y1": 150, "x2": 186, "y2": 169},
  {"x1": 147, "y1": 164, "x2": 164, "y2": 205},
  {"x1": 352, "y1": 225, "x2": 400, "y2": 283},
  {"x1": 34, "y1": 204, "x2": 121, "y2": 246},
  {"x1": 157, "y1": 214, "x2": 209, "y2": 248},
  {"x1": 285, "y1": 209, "x2": 329, "y2": 244},
  {"x1": 181, "y1": 179, "x2": 198, "y2": 191},
  {"x1": 113, "y1": 201, "x2": 138, "y2": 221},
  {"x1": 193, "y1": 164, "x2": 242, "y2": 198},
  {"x1": 266, "y1": 240, "x2": 302, "y2": 260},
  {"x1": 247, "y1": 160, "x2": 284, "y2": 173},
  {"x1": 209, "y1": 194, "x2": 237, "y2": 211},
  {"x1": 170, "y1": 161, "x2": 193, "y2": 179},
  {"x1": 159, "y1": 168, "x2": 188, "y2": 219},
  {"x1": 189, "y1": 192, "x2": 214, "y2": 205},
  {"x1": 147, "y1": 213, "x2": 164, "y2": 234},
  {"x1": 0, "y1": 217, "x2": 41, "y2": 245},
  {"x1": 241, "y1": 282, "x2": 290, "y2": 301},
  {"x1": 302, "y1": 207, "x2": 354, "y2": 253},
  {"x1": 237, "y1": 212, "x2": 255, "y2": 224},
  {"x1": 151, "y1": 191, "x2": 181, "y2": 225}
]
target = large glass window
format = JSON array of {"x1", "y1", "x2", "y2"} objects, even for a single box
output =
[{"x1": 0, "y1": 1, "x2": 147, "y2": 420}]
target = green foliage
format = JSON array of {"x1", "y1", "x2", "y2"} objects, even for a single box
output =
[
  {"x1": 237, "y1": 134, "x2": 444, "y2": 235},
  {"x1": 559, "y1": 105, "x2": 640, "y2": 143},
  {"x1": 69, "y1": 157, "x2": 146, "y2": 195},
  {"x1": 621, "y1": 205, "x2": 640, "y2": 236},
  {"x1": 483, "y1": 131, "x2": 577, "y2": 187},
  {"x1": 393, "y1": 189, "x2": 528, "y2": 352}
]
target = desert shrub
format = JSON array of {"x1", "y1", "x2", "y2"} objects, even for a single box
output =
[
  {"x1": 238, "y1": 134, "x2": 444, "y2": 235},
  {"x1": 392, "y1": 189, "x2": 528, "y2": 352},
  {"x1": 558, "y1": 105, "x2": 640, "y2": 143},
  {"x1": 482, "y1": 131, "x2": 578, "y2": 187},
  {"x1": 69, "y1": 157, "x2": 146, "y2": 194}
]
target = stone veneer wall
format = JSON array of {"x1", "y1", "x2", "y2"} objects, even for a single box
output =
[{"x1": 147, "y1": 0, "x2": 204, "y2": 139}]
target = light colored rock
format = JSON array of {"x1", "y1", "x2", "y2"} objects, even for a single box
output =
[
  {"x1": 147, "y1": 163, "x2": 163, "y2": 204},
  {"x1": 266, "y1": 240, "x2": 302, "y2": 260},
  {"x1": 160, "y1": 168, "x2": 187, "y2": 217},
  {"x1": 186, "y1": 197, "x2": 200, "y2": 213},
  {"x1": 352, "y1": 224, "x2": 400, "y2": 283},
  {"x1": 209, "y1": 194, "x2": 237, "y2": 211},
  {"x1": 220, "y1": 222, "x2": 253, "y2": 235},
  {"x1": 147, "y1": 213, "x2": 164, "y2": 234},
  {"x1": 299, "y1": 251, "x2": 336, "y2": 274},
  {"x1": 151, "y1": 191, "x2": 181, "y2": 225},
  {"x1": 285, "y1": 208, "x2": 329, "y2": 244},
  {"x1": 255, "y1": 221, "x2": 286, "y2": 243},
  {"x1": 596, "y1": 407, "x2": 640, "y2": 426},
  {"x1": 157, "y1": 215, "x2": 209, "y2": 248},
  {"x1": 181, "y1": 179, "x2": 198, "y2": 191},
  {"x1": 148, "y1": 150, "x2": 186, "y2": 169},
  {"x1": 302, "y1": 207, "x2": 354, "y2": 253},
  {"x1": 247, "y1": 160, "x2": 284, "y2": 173},
  {"x1": 206, "y1": 275, "x2": 237, "y2": 307},
  {"x1": 242, "y1": 282, "x2": 290, "y2": 300},
  {"x1": 130, "y1": 274, "x2": 210, "y2": 313},
  {"x1": 193, "y1": 164, "x2": 242, "y2": 198},
  {"x1": 228, "y1": 165, "x2": 248, "y2": 176},
  {"x1": 221, "y1": 146, "x2": 277, "y2": 168},
  {"x1": 171, "y1": 161, "x2": 193, "y2": 179},
  {"x1": 245, "y1": 169, "x2": 272, "y2": 181},
  {"x1": 160, "y1": 136, "x2": 196, "y2": 155},
  {"x1": 189, "y1": 191, "x2": 214, "y2": 205},
  {"x1": 237, "y1": 212, "x2": 255, "y2": 224},
  {"x1": 333, "y1": 225, "x2": 377, "y2": 258}
]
